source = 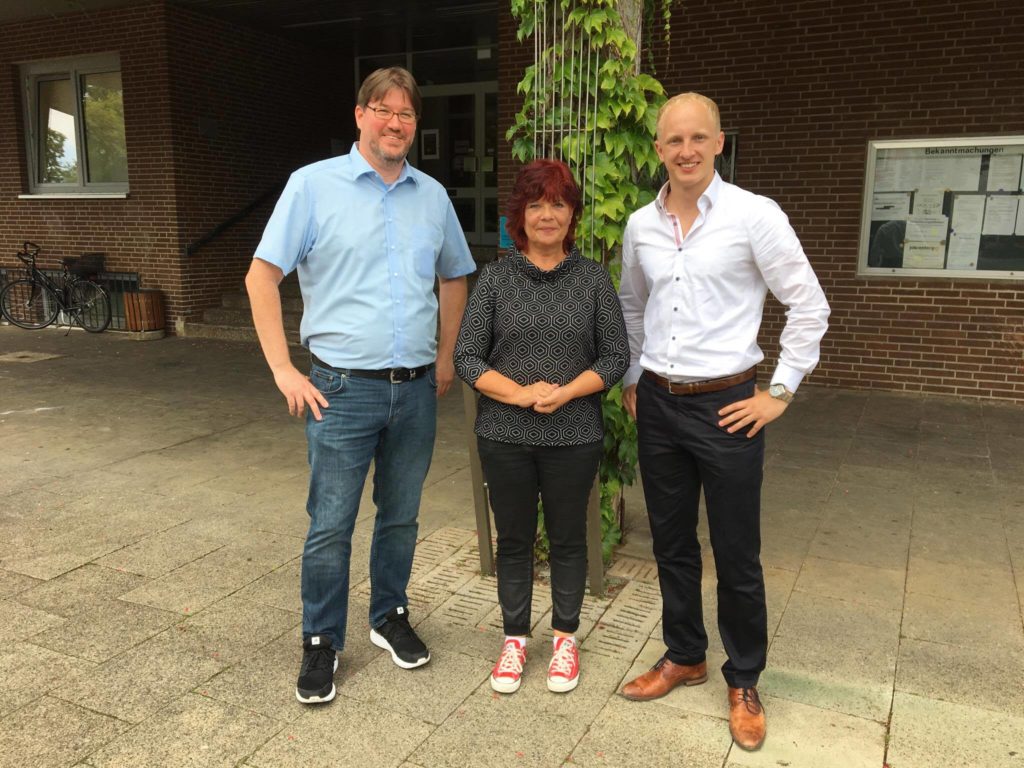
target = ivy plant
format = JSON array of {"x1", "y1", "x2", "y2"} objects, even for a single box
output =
[{"x1": 508, "y1": 0, "x2": 669, "y2": 562}]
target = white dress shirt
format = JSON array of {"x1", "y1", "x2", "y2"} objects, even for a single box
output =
[{"x1": 619, "y1": 173, "x2": 830, "y2": 392}]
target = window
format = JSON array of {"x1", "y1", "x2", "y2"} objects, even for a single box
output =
[
  {"x1": 20, "y1": 54, "x2": 128, "y2": 195},
  {"x1": 858, "y1": 136, "x2": 1024, "y2": 280}
]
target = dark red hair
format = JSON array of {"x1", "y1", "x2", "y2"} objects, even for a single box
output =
[{"x1": 505, "y1": 159, "x2": 583, "y2": 253}]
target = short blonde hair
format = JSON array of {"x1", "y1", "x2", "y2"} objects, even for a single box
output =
[{"x1": 657, "y1": 92, "x2": 721, "y2": 136}]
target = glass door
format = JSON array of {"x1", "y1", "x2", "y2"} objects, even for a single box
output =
[{"x1": 416, "y1": 82, "x2": 498, "y2": 247}]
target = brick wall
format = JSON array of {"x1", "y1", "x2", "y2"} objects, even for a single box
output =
[
  {"x1": 0, "y1": 1, "x2": 342, "y2": 329},
  {"x1": 499, "y1": 0, "x2": 1024, "y2": 401},
  {"x1": 0, "y1": 2, "x2": 180, "y2": 315}
]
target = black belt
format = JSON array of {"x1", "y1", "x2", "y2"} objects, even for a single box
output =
[
  {"x1": 643, "y1": 366, "x2": 756, "y2": 395},
  {"x1": 311, "y1": 354, "x2": 433, "y2": 384}
]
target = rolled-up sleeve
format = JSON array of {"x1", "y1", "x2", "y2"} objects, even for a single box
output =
[
  {"x1": 590, "y1": 272, "x2": 630, "y2": 388},
  {"x1": 454, "y1": 264, "x2": 495, "y2": 386}
]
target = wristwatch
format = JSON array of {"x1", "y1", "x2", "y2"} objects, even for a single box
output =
[{"x1": 768, "y1": 383, "x2": 794, "y2": 403}]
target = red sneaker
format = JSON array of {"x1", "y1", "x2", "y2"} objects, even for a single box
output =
[
  {"x1": 547, "y1": 637, "x2": 580, "y2": 693},
  {"x1": 490, "y1": 639, "x2": 526, "y2": 694}
]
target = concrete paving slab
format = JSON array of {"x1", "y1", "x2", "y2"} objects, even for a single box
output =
[
  {"x1": 88, "y1": 693, "x2": 282, "y2": 768},
  {"x1": 235, "y1": 561, "x2": 303, "y2": 613},
  {"x1": 249, "y1": 694, "x2": 433, "y2": 768},
  {"x1": 12, "y1": 563, "x2": 149, "y2": 616},
  {"x1": 342, "y1": 648, "x2": 489, "y2": 725},
  {"x1": 901, "y1": 591, "x2": 1024, "y2": 655},
  {"x1": 0, "y1": 696, "x2": 127, "y2": 768},
  {"x1": 724, "y1": 693, "x2": 886, "y2": 768},
  {"x1": 570, "y1": 696, "x2": 731, "y2": 768},
  {"x1": 0, "y1": 641, "x2": 90, "y2": 718},
  {"x1": 0, "y1": 597, "x2": 65, "y2": 643},
  {"x1": 55, "y1": 632, "x2": 225, "y2": 723},
  {"x1": 896, "y1": 637, "x2": 1024, "y2": 716},
  {"x1": 807, "y1": 515, "x2": 911, "y2": 570},
  {"x1": 0, "y1": 567, "x2": 41, "y2": 599},
  {"x1": 906, "y1": 557, "x2": 1018, "y2": 607},
  {"x1": 32, "y1": 597, "x2": 181, "y2": 662},
  {"x1": 169, "y1": 595, "x2": 300, "y2": 665},
  {"x1": 793, "y1": 556, "x2": 905, "y2": 611},
  {"x1": 410, "y1": 687, "x2": 583, "y2": 768},
  {"x1": 95, "y1": 525, "x2": 229, "y2": 578},
  {"x1": 765, "y1": 591, "x2": 899, "y2": 720},
  {"x1": 887, "y1": 691, "x2": 1024, "y2": 768}
]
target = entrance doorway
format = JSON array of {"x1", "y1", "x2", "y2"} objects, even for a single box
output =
[{"x1": 416, "y1": 83, "x2": 499, "y2": 250}]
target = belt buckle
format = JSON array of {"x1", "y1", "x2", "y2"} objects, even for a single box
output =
[{"x1": 389, "y1": 369, "x2": 402, "y2": 384}]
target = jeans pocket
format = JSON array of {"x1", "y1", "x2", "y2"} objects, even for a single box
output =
[
  {"x1": 426, "y1": 367, "x2": 438, "y2": 390},
  {"x1": 310, "y1": 365, "x2": 345, "y2": 395}
]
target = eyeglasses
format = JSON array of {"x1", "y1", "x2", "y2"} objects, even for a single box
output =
[{"x1": 364, "y1": 105, "x2": 418, "y2": 125}]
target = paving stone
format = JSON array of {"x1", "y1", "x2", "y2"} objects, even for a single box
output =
[
  {"x1": 235, "y1": 561, "x2": 302, "y2": 613},
  {"x1": 55, "y1": 632, "x2": 225, "y2": 723},
  {"x1": 764, "y1": 592, "x2": 900, "y2": 720},
  {"x1": 906, "y1": 557, "x2": 1018, "y2": 607},
  {"x1": 31, "y1": 597, "x2": 181, "y2": 662},
  {"x1": 95, "y1": 525, "x2": 228, "y2": 577},
  {"x1": 582, "y1": 581, "x2": 661, "y2": 660},
  {"x1": 87, "y1": 693, "x2": 281, "y2": 768},
  {"x1": 901, "y1": 591, "x2": 1024, "y2": 655},
  {"x1": 0, "y1": 696, "x2": 127, "y2": 768},
  {"x1": 793, "y1": 556, "x2": 905, "y2": 611},
  {"x1": 411, "y1": 687, "x2": 583, "y2": 768},
  {"x1": 168, "y1": 595, "x2": 300, "y2": 665},
  {"x1": 12, "y1": 563, "x2": 149, "y2": 617},
  {"x1": 0, "y1": 568, "x2": 42, "y2": 599},
  {"x1": 342, "y1": 647, "x2": 488, "y2": 724},
  {"x1": 570, "y1": 696, "x2": 731, "y2": 768},
  {"x1": 887, "y1": 692, "x2": 1024, "y2": 768},
  {"x1": 0, "y1": 598, "x2": 65, "y2": 643},
  {"x1": 896, "y1": 636, "x2": 1024, "y2": 716},
  {"x1": 249, "y1": 695, "x2": 433, "y2": 768},
  {"x1": 0, "y1": 642, "x2": 90, "y2": 718}
]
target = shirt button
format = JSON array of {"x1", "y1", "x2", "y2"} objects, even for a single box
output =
[
  {"x1": 673, "y1": 307, "x2": 678, "y2": 311},
  {"x1": 675, "y1": 277, "x2": 680, "y2": 281}
]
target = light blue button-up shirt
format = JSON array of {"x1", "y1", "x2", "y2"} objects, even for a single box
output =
[{"x1": 254, "y1": 145, "x2": 475, "y2": 368}]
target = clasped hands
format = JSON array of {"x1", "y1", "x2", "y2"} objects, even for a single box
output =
[{"x1": 515, "y1": 380, "x2": 571, "y2": 414}]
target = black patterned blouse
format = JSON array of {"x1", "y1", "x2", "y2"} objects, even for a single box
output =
[{"x1": 454, "y1": 246, "x2": 629, "y2": 446}]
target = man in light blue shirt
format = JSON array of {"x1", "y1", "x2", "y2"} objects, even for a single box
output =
[{"x1": 246, "y1": 67, "x2": 475, "y2": 705}]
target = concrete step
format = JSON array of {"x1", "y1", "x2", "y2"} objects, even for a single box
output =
[
  {"x1": 202, "y1": 306, "x2": 301, "y2": 332},
  {"x1": 222, "y1": 292, "x2": 304, "y2": 313},
  {"x1": 180, "y1": 321, "x2": 301, "y2": 345}
]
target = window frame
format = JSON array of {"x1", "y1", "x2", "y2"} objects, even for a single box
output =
[{"x1": 19, "y1": 53, "x2": 129, "y2": 196}]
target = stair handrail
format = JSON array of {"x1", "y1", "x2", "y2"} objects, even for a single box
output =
[{"x1": 183, "y1": 179, "x2": 287, "y2": 257}]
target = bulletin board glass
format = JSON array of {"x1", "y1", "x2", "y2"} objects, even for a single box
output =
[{"x1": 858, "y1": 136, "x2": 1024, "y2": 279}]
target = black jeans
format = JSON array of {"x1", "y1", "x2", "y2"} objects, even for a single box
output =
[
  {"x1": 477, "y1": 437, "x2": 603, "y2": 636},
  {"x1": 636, "y1": 375, "x2": 767, "y2": 688}
]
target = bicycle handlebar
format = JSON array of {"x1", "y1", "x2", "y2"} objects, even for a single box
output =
[{"x1": 16, "y1": 242, "x2": 40, "y2": 266}]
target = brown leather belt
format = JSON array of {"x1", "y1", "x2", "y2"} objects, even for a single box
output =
[{"x1": 643, "y1": 366, "x2": 757, "y2": 396}]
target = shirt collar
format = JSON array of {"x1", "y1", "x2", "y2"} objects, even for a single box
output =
[
  {"x1": 654, "y1": 171, "x2": 722, "y2": 216},
  {"x1": 509, "y1": 244, "x2": 580, "y2": 282},
  {"x1": 350, "y1": 142, "x2": 417, "y2": 186}
]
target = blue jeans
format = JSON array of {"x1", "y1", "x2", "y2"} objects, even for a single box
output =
[{"x1": 301, "y1": 363, "x2": 437, "y2": 651}]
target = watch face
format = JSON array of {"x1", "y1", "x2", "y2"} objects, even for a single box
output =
[{"x1": 770, "y1": 384, "x2": 784, "y2": 396}]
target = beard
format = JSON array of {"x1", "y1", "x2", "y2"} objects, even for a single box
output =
[{"x1": 366, "y1": 133, "x2": 411, "y2": 167}]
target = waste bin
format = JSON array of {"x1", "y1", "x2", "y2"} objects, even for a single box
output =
[{"x1": 124, "y1": 289, "x2": 165, "y2": 332}]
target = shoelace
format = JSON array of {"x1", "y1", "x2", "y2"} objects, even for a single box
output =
[
  {"x1": 739, "y1": 687, "x2": 763, "y2": 714},
  {"x1": 549, "y1": 639, "x2": 577, "y2": 677},
  {"x1": 303, "y1": 647, "x2": 334, "y2": 674},
  {"x1": 495, "y1": 642, "x2": 525, "y2": 676}
]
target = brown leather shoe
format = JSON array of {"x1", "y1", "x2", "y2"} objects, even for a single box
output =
[
  {"x1": 620, "y1": 656, "x2": 708, "y2": 701},
  {"x1": 728, "y1": 686, "x2": 766, "y2": 750}
]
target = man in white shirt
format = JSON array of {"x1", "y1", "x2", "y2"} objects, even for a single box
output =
[{"x1": 617, "y1": 92, "x2": 830, "y2": 751}]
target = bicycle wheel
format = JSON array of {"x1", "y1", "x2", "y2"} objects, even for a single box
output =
[
  {"x1": 0, "y1": 278, "x2": 59, "y2": 329},
  {"x1": 69, "y1": 280, "x2": 112, "y2": 332}
]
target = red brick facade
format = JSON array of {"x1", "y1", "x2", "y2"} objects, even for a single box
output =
[
  {"x1": 499, "y1": 0, "x2": 1024, "y2": 401},
  {"x1": 0, "y1": 1, "x2": 336, "y2": 328}
]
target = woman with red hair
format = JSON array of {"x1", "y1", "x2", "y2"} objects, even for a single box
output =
[{"x1": 455, "y1": 159, "x2": 628, "y2": 694}]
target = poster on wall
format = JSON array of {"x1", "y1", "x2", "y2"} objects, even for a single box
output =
[{"x1": 858, "y1": 136, "x2": 1024, "y2": 279}]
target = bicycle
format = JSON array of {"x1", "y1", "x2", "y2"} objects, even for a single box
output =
[{"x1": 0, "y1": 242, "x2": 112, "y2": 333}]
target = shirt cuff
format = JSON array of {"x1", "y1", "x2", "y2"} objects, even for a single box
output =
[
  {"x1": 770, "y1": 362, "x2": 807, "y2": 393},
  {"x1": 623, "y1": 364, "x2": 643, "y2": 388}
]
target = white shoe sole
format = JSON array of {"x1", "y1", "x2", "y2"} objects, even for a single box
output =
[
  {"x1": 370, "y1": 628, "x2": 430, "y2": 669},
  {"x1": 490, "y1": 674, "x2": 522, "y2": 694},
  {"x1": 295, "y1": 657, "x2": 339, "y2": 704},
  {"x1": 547, "y1": 674, "x2": 579, "y2": 693}
]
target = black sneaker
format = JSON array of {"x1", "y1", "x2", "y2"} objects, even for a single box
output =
[
  {"x1": 295, "y1": 634, "x2": 338, "y2": 704},
  {"x1": 369, "y1": 606, "x2": 430, "y2": 669}
]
